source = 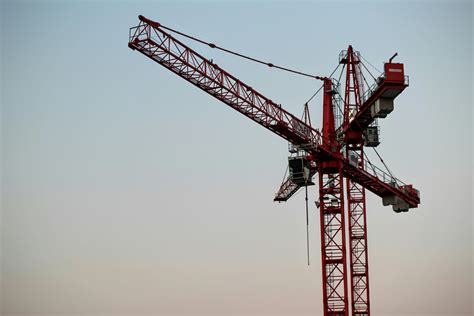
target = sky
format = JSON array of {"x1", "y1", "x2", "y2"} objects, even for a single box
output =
[{"x1": 1, "y1": 1, "x2": 473, "y2": 316}]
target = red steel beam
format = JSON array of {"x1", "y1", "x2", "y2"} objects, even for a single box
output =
[
  {"x1": 128, "y1": 16, "x2": 420, "y2": 209},
  {"x1": 346, "y1": 79, "x2": 408, "y2": 133},
  {"x1": 318, "y1": 163, "x2": 349, "y2": 316},
  {"x1": 129, "y1": 16, "x2": 321, "y2": 148},
  {"x1": 346, "y1": 146, "x2": 370, "y2": 316},
  {"x1": 340, "y1": 47, "x2": 371, "y2": 315}
]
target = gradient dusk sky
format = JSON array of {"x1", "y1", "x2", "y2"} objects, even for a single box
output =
[{"x1": 1, "y1": 1, "x2": 472, "y2": 315}]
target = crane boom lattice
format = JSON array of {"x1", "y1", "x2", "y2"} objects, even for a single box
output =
[{"x1": 128, "y1": 15, "x2": 421, "y2": 316}]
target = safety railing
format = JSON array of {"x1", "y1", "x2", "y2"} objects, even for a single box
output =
[
  {"x1": 338, "y1": 50, "x2": 361, "y2": 64},
  {"x1": 362, "y1": 159, "x2": 407, "y2": 189},
  {"x1": 361, "y1": 75, "x2": 409, "y2": 103},
  {"x1": 344, "y1": 148, "x2": 407, "y2": 189}
]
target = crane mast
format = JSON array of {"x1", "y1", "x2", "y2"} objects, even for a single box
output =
[
  {"x1": 341, "y1": 46, "x2": 370, "y2": 315},
  {"x1": 128, "y1": 16, "x2": 420, "y2": 316},
  {"x1": 318, "y1": 78, "x2": 349, "y2": 314}
]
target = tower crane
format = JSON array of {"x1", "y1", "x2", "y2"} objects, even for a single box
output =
[{"x1": 128, "y1": 15, "x2": 420, "y2": 316}]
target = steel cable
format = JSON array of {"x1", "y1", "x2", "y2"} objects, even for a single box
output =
[{"x1": 156, "y1": 23, "x2": 324, "y2": 80}]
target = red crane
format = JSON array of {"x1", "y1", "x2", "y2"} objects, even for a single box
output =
[{"x1": 128, "y1": 15, "x2": 420, "y2": 316}]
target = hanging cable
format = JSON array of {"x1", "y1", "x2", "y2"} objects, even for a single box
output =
[
  {"x1": 334, "y1": 64, "x2": 346, "y2": 115},
  {"x1": 154, "y1": 22, "x2": 324, "y2": 80},
  {"x1": 363, "y1": 151, "x2": 379, "y2": 177},
  {"x1": 337, "y1": 63, "x2": 345, "y2": 84},
  {"x1": 360, "y1": 54, "x2": 382, "y2": 75},
  {"x1": 334, "y1": 90, "x2": 346, "y2": 125},
  {"x1": 303, "y1": 63, "x2": 341, "y2": 105},
  {"x1": 359, "y1": 60, "x2": 378, "y2": 82},
  {"x1": 372, "y1": 147, "x2": 394, "y2": 178},
  {"x1": 280, "y1": 164, "x2": 289, "y2": 186},
  {"x1": 304, "y1": 84, "x2": 324, "y2": 105},
  {"x1": 358, "y1": 61, "x2": 375, "y2": 92},
  {"x1": 305, "y1": 185, "x2": 310, "y2": 266},
  {"x1": 328, "y1": 63, "x2": 342, "y2": 80}
]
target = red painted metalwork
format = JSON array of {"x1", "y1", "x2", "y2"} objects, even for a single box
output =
[
  {"x1": 318, "y1": 164, "x2": 349, "y2": 315},
  {"x1": 346, "y1": 145, "x2": 371, "y2": 316},
  {"x1": 345, "y1": 64, "x2": 408, "y2": 134},
  {"x1": 384, "y1": 63, "x2": 404, "y2": 82},
  {"x1": 128, "y1": 16, "x2": 419, "y2": 208},
  {"x1": 128, "y1": 16, "x2": 421, "y2": 316},
  {"x1": 341, "y1": 47, "x2": 371, "y2": 315},
  {"x1": 274, "y1": 169, "x2": 316, "y2": 202},
  {"x1": 128, "y1": 16, "x2": 320, "y2": 148},
  {"x1": 322, "y1": 78, "x2": 338, "y2": 152},
  {"x1": 319, "y1": 78, "x2": 348, "y2": 315},
  {"x1": 342, "y1": 46, "x2": 363, "y2": 135}
]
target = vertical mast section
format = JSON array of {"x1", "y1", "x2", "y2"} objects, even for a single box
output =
[
  {"x1": 341, "y1": 46, "x2": 371, "y2": 316},
  {"x1": 346, "y1": 147, "x2": 370, "y2": 315},
  {"x1": 318, "y1": 79, "x2": 349, "y2": 315},
  {"x1": 322, "y1": 78, "x2": 338, "y2": 151},
  {"x1": 318, "y1": 165, "x2": 349, "y2": 316},
  {"x1": 342, "y1": 46, "x2": 362, "y2": 134}
]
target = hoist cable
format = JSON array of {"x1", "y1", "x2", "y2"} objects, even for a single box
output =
[
  {"x1": 305, "y1": 185, "x2": 310, "y2": 266},
  {"x1": 280, "y1": 165, "x2": 289, "y2": 186},
  {"x1": 359, "y1": 60, "x2": 377, "y2": 82},
  {"x1": 337, "y1": 63, "x2": 346, "y2": 84},
  {"x1": 303, "y1": 63, "x2": 341, "y2": 110},
  {"x1": 358, "y1": 63, "x2": 373, "y2": 102},
  {"x1": 372, "y1": 147, "x2": 394, "y2": 179},
  {"x1": 157, "y1": 23, "x2": 324, "y2": 80},
  {"x1": 363, "y1": 151, "x2": 379, "y2": 177},
  {"x1": 360, "y1": 54, "x2": 382, "y2": 75},
  {"x1": 335, "y1": 91, "x2": 346, "y2": 126},
  {"x1": 335, "y1": 64, "x2": 346, "y2": 128},
  {"x1": 329, "y1": 63, "x2": 342, "y2": 80},
  {"x1": 305, "y1": 84, "x2": 324, "y2": 105}
]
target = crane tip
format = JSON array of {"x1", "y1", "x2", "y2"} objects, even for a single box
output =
[{"x1": 138, "y1": 15, "x2": 161, "y2": 28}]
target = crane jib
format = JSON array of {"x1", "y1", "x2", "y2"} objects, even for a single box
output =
[
  {"x1": 129, "y1": 20, "x2": 320, "y2": 146},
  {"x1": 129, "y1": 15, "x2": 421, "y2": 316},
  {"x1": 129, "y1": 16, "x2": 419, "y2": 210}
]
